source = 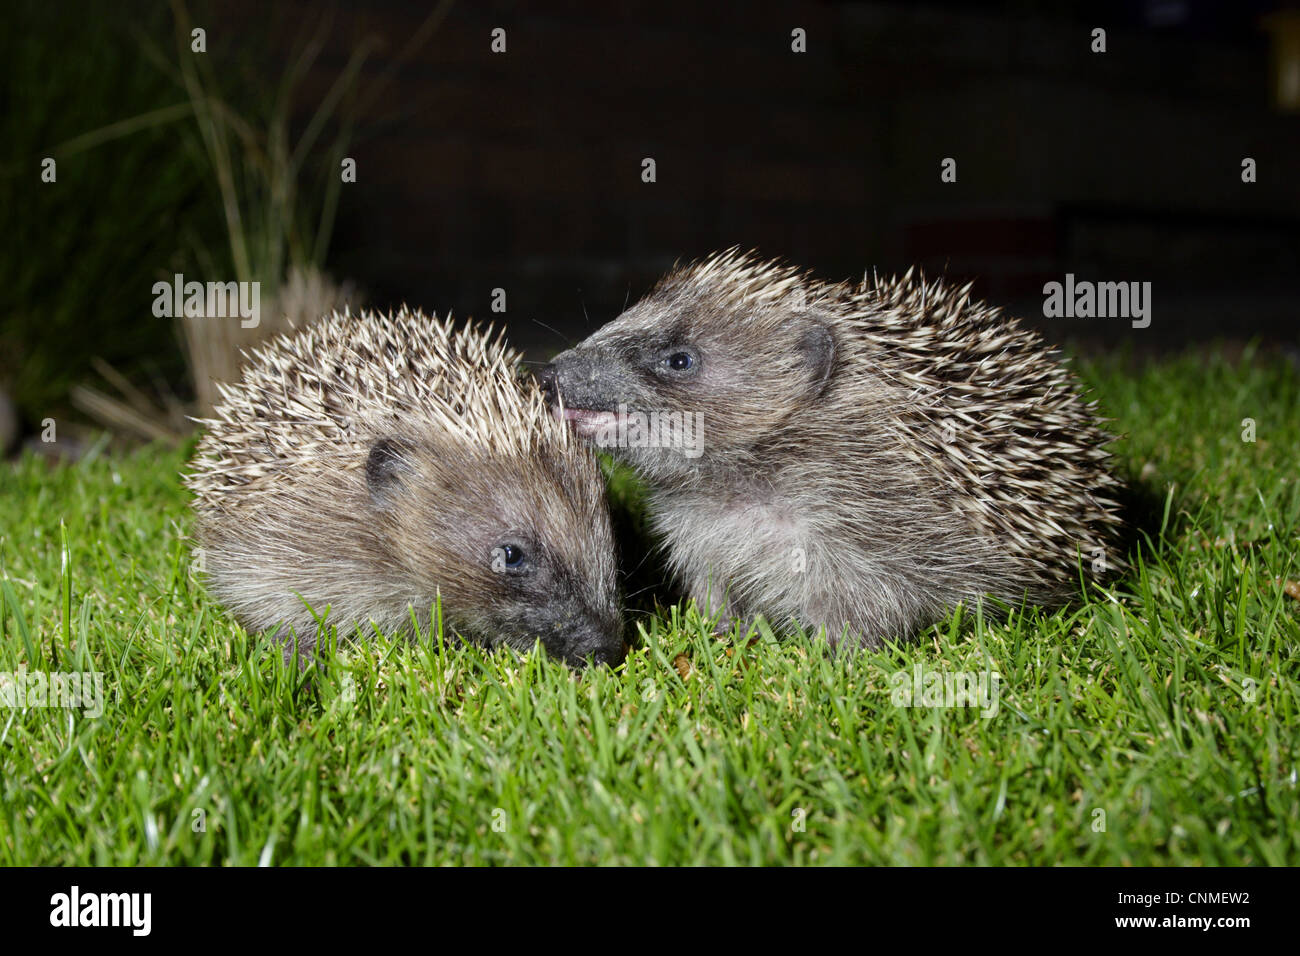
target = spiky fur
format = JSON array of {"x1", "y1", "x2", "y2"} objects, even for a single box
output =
[
  {"x1": 187, "y1": 308, "x2": 623, "y2": 665},
  {"x1": 545, "y1": 250, "x2": 1124, "y2": 647}
]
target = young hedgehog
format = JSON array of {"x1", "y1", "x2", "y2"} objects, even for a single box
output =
[
  {"x1": 541, "y1": 250, "x2": 1124, "y2": 648},
  {"x1": 187, "y1": 308, "x2": 625, "y2": 667}
]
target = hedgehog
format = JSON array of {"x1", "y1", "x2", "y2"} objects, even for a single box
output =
[
  {"x1": 186, "y1": 307, "x2": 625, "y2": 667},
  {"x1": 540, "y1": 249, "x2": 1124, "y2": 647}
]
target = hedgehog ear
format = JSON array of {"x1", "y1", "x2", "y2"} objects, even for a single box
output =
[
  {"x1": 794, "y1": 317, "x2": 835, "y2": 398},
  {"x1": 366, "y1": 436, "x2": 414, "y2": 510}
]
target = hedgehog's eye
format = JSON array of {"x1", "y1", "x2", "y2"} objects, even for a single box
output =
[
  {"x1": 664, "y1": 352, "x2": 694, "y2": 372},
  {"x1": 491, "y1": 544, "x2": 526, "y2": 573}
]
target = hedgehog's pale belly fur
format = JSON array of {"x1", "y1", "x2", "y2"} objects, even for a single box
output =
[
  {"x1": 652, "y1": 459, "x2": 1017, "y2": 643},
  {"x1": 546, "y1": 250, "x2": 1125, "y2": 646}
]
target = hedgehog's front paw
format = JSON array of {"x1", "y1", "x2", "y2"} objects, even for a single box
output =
[
  {"x1": 690, "y1": 598, "x2": 742, "y2": 638},
  {"x1": 710, "y1": 604, "x2": 761, "y2": 640},
  {"x1": 710, "y1": 615, "x2": 742, "y2": 638}
]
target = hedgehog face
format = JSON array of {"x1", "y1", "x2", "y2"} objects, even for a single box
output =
[
  {"x1": 542, "y1": 285, "x2": 835, "y2": 483},
  {"x1": 365, "y1": 435, "x2": 624, "y2": 667}
]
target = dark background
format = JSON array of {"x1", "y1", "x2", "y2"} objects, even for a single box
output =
[
  {"x1": 309, "y1": 0, "x2": 1300, "y2": 356},
  {"x1": 3, "y1": 0, "x2": 1298, "y2": 436}
]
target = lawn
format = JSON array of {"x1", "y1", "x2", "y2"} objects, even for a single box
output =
[{"x1": 1, "y1": 347, "x2": 1296, "y2": 865}]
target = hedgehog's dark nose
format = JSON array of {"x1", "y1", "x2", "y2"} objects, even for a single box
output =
[
  {"x1": 562, "y1": 614, "x2": 626, "y2": 669},
  {"x1": 538, "y1": 364, "x2": 559, "y2": 406},
  {"x1": 587, "y1": 640, "x2": 629, "y2": 669}
]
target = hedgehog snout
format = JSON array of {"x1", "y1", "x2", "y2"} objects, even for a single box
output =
[
  {"x1": 554, "y1": 607, "x2": 626, "y2": 669},
  {"x1": 542, "y1": 349, "x2": 622, "y2": 416},
  {"x1": 563, "y1": 624, "x2": 627, "y2": 669},
  {"x1": 537, "y1": 363, "x2": 559, "y2": 407}
]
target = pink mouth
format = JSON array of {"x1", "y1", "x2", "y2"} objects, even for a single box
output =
[{"x1": 558, "y1": 407, "x2": 621, "y2": 437}]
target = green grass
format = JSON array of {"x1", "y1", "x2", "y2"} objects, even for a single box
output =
[{"x1": 1, "y1": 348, "x2": 1297, "y2": 865}]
